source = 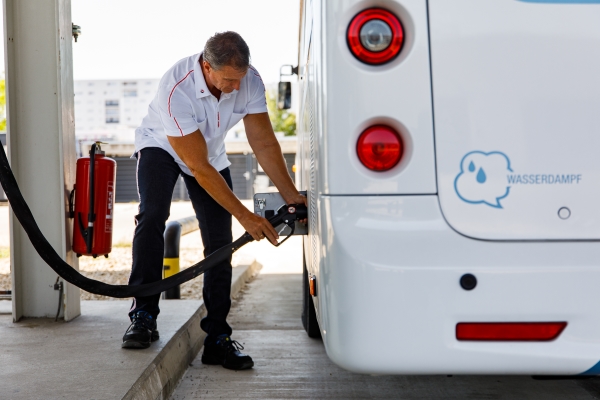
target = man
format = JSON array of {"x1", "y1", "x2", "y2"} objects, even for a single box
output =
[{"x1": 121, "y1": 31, "x2": 306, "y2": 371}]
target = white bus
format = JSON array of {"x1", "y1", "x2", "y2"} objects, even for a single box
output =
[{"x1": 289, "y1": 0, "x2": 600, "y2": 375}]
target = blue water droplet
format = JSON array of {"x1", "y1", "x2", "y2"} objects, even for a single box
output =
[
  {"x1": 476, "y1": 168, "x2": 487, "y2": 184},
  {"x1": 468, "y1": 161, "x2": 475, "y2": 172}
]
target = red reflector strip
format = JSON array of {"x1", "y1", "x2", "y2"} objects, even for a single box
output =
[{"x1": 456, "y1": 322, "x2": 567, "y2": 341}]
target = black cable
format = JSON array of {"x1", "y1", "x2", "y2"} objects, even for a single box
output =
[{"x1": 0, "y1": 143, "x2": 306, "y2": 298}]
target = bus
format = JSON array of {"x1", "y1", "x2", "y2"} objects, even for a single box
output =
[{"x1": 289, "y1": 0, "x2": 600, "y2": 375}]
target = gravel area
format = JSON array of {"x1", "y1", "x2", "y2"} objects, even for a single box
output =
[{"x1": 77, "y1": 246, "x2": 209, "y2": 301}]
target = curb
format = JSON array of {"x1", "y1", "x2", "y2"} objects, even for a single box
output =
[{"x1": 122, "y1": 260, "x2": 262, "y2": 400}]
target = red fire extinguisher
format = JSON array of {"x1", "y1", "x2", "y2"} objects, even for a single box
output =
[{"x1": 70, "y1": 142, "x2": 116, "y2": 257}]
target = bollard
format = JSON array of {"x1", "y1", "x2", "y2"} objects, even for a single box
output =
[{"x1": 162, "y1": 216, "x2": 199, "y2": 299}]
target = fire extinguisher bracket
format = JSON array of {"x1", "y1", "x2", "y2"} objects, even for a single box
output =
[{"x1": 72, "y1": 142, "x2": 116, "y2": 257}]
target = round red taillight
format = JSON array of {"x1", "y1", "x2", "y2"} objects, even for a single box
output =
[
  {"x1": 347, "y1": 8, "x2": 404, "y2": 65},
  {"x1": 356, "y1": 125, "x2": 403, "y2": 171}
]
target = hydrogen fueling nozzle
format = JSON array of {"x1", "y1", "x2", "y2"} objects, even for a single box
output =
[
  {"x1": 233, "y1": 203, "x2": 308, "y2": 252},
  {"x1": 253, "y1": 191, "x2": 308, "y2": 236},
  {"x1": 265, "y1": 203, "x2": 308, "y2": 247}
]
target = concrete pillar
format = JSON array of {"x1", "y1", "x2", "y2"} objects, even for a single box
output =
[{"x1": 3, "y1": 0, "x2": 80, "y2": 321}]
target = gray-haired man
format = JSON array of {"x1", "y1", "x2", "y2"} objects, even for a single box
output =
[{"x1": 122, "y1": 31, "x2": 306, "y2": 370}]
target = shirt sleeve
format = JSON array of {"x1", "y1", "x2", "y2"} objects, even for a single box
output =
[
  {"x1": 246, "y1": 67, "x2": 268, "y2": 114},
  {"x1": 157, "y1": 81, "x2": 199, "y2": 137}
]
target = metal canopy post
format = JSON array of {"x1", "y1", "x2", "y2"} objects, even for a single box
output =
[{"x1": 3, "y1": 0, "x2": 80, "y2": 320}]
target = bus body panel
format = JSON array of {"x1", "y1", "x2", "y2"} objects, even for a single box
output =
[
  {"x1": 318, "y1": 195, "x2": 600, "y2": 374},
  {"x1": 296, "y1": 0, "x2": 600, "y2": 374},
  {"x1": 429, "y1": 0, "x2": 600, "y2": 240},
  {"x1": 298, "y1": 0, "x2": 326, "y2": 302}
]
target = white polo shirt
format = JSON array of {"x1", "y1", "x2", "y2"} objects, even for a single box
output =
[{"x1": 134, "y1": 52, "x2": 267, "y2": 175}]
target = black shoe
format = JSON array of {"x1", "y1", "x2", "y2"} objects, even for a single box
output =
[
  {"x1": 201, "y1": 334, "x2": 254, "y2": 370},
  {"x1": 121, "y1": 311, "x2": 159, "y2": 349}
]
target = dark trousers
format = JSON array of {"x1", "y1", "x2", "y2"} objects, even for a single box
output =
[{"x1": 128, "y1": 147, "x2": 233, "y2": 337}]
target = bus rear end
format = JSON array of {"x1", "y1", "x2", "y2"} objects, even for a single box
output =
[{"x1": 298, "y1": 0, "x2": 600, "y2": 374}]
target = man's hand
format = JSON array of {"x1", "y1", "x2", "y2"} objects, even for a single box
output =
[
  {"x1": 238, "y1": 211, "x2": 280, "y2": 245},
  {"x1": 285, "y1": 192, "x2": 307, "y2": 207},
  {"x1": 285, "y1": 192, "x2": 308, "y2": 224}
]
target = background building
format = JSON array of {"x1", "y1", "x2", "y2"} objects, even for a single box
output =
[{"x1": 74, "y1": 79, "x2": 160, "y2": 144}]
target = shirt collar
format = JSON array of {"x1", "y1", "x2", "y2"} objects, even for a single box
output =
[
  {"x1": 194, "y1": 52, "x2": 238, "y2": 100},
  {"x1": 221, "y1": 91, "x2": 235, "y2": 100}
]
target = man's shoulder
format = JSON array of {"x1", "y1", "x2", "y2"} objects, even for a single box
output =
[
  {"x1": 160, "y1": 53, "x2": 200, "y2": 87},
  {"x1": 244, "y1": 65, "x2": 265, "y2": 90}
]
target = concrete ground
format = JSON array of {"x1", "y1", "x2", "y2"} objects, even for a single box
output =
[
  {"x1": 0, "y1": 299, "x2": 201, "y2": 399},
  {"x1": 0, "y1": 263, "x2": 260, "y2": 400},
  {"x1": 171, "y1": 274, "x2": 600, "y2": 399}
]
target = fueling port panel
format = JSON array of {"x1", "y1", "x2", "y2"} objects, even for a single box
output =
[{"x1": 253, "y1": 191, "x2": 308, "y2": 236}]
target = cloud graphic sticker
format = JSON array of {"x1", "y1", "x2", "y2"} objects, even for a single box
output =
[{"x1": 454, "y1": 151, "x2": 513, "y2": 208}]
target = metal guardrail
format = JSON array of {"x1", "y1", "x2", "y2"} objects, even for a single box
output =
[{"x1": 162, "y1": 216, "x2": 199, "y2": 299}]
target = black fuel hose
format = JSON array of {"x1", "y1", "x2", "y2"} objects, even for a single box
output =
[{"x1": 0, "y1": 144, "x2": 307, "y2": 298}]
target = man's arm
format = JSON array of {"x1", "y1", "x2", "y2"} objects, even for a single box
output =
[
  {"x1": 168, "y1": 131, "x2": 279, "y2": 244},
  {"x1": 243, "y1": 113, "x2": 306, "y2": 207}
]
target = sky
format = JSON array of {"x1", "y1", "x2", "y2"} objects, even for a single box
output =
[{"x1": 2, "y1": 0, "x2": 300, "y2": 84}]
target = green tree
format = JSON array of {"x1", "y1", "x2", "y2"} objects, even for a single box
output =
[
  {"x1": 0, "y1": 79, "x2": 5, "y2": 132},
  {"x1": 266, "y1": 89, "x2": 296, "y2": 136}
]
